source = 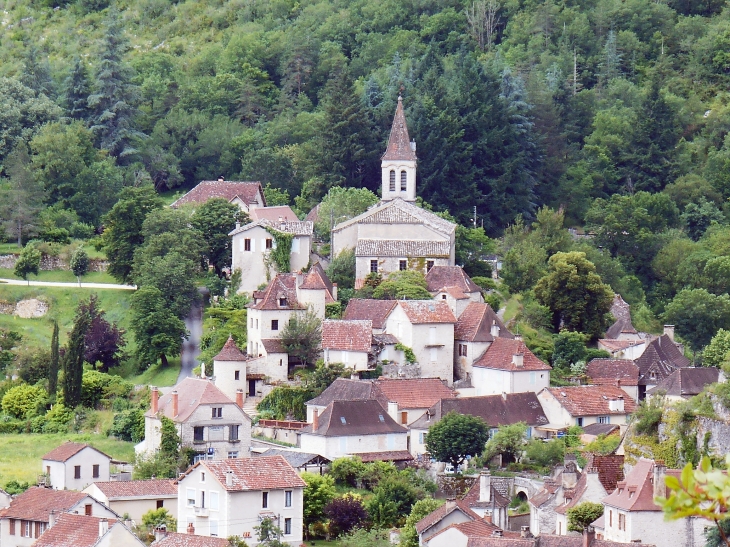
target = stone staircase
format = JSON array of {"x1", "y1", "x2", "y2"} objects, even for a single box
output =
[{"x1": 244, "y1": 396, "x2": 261, "y2": 418}]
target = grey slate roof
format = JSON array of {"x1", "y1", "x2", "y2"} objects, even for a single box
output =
[
  {"x1": 355, "y1": 238, "x2": 451, "y2": 257},
  {"x1": 634, "y1": 334, "x2": 690, "y2": 385},
  {"x1": 302, "y1": 399, "x2": 407, "y2": 436},
  {"x1": 255, "y1": 449, "x2": 331, "y2": 468},
  {"x1": 646, "y1": 367, "x2": 720, "y2": 398},
  {"x1": 306, "y1": 378, "x2": 375, "y2": 407}
]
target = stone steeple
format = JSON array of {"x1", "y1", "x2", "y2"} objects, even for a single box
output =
[{"x1": 381, "y1": 96, "x2": 417, "y2": 202}]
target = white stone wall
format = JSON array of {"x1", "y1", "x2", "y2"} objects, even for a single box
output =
[
  {"x1": 42, "y1": 448, "x2": 110, "y2": 491},
  {"x1": 423, "y1": 526, "x2": 469, "y2": 547},
  {"x1": 473, "y1": 368, "x2": 549, "y2": 396},
  {"x1": 603, "y1": 508, "x2": 706, "y2": 547},
  {"x1": 180, "y1": 403, "x2": 252, "y2": 460},
  {"x1": 296, "y1": 288, "x2": 325, "y2": 321},
  {"x1": 323, "y1": 348, "x2": 369, "y2": 371},
  {"x1": 300, "y1": 432, "x2": 408, "y2": 460},
  {"x1": 454, "y1": 340, "x2": 491, "y2": 381},
  {"x1": 247, "y1": 309, "x2": 295, "y2": 357},
  {"x1": 212, "y1": 358, "x2": 247, "y2": 402},
  {"x1": 355, "y1": 256, "x2": 451, "y2": 284},
  {"x1": 381, "y1": 160, "x2": 417, "y2": 202}
]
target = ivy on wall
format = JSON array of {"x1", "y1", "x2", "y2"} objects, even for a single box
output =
[
  {"x1": 264, "y1": 226, "x2": 294, "y2": 274},
  {"x1": 395, "y1": 343, "x2": 417, "y2": 364}
]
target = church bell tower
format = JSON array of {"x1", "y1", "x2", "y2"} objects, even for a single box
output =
[{"x1": 381, "y1": 96, "x2": 417, "y2": 202}]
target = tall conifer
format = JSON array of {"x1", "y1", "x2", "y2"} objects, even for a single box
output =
[{"x1": 49, "y1": 320, "x2": 59, "y2": 399}]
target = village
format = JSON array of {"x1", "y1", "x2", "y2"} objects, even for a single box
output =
[{"x1": 0, "y1": 98, "x2": 725, "y2": 547}]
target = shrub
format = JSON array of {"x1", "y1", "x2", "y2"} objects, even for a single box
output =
[
  {"x1": 81, "y1": 370, "x2": 133, "y2": 408},
  {"x1": 109, "y1": 409, "x2": 145, "y2": 442},
  {"x1": 1, "y1": 383, "x2": 46, "y2": 419},
  {"x1": 329, "y1": 457, "x2": 366, "y2": 487},
  {"x1": 324, "y1": 494, "x2": 368, "y2": 537}
]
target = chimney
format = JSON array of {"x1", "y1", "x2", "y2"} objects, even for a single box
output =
[
  {"x1": 485, "y1": 514, "x2": 493, "y2": 525},
  {"x1": 653, "y1": 460, "x2": 667, "y2": 499},
  {"x1": 514, "y1": 334, "x2": 523, "y2": 341},
  {"x1": 513, "y1": 353, "x2": 524, "y2": 368},
  {"x1": 49, "y1": 510, "x2": 57, "y2": 528},
  {"x1": 172, "y1": 391, "x2": 179, "y2": 418},
  {"x1": 608, "y1": 396, "x2": 625, "y2": 413},
  {"x1": 350, "y1": 373, "x2": 359, "y2": 380},
  {"x1": 388, "y1": 401, "x2": 398, "y2": 422},
  {"x1": 562, "y1": 462, "x2": 578, "y2": 489},
  {"x1": 154, "y1": 525, "x2": 167, "y2": 542},
  {"x1": 236, "y1": 389, "x2": 244, "y2": 409},
  {"x1": 410, "y1": 141, "x2": 416, "y2": 152},
  {"x1": 583, "y1": 526, "x2": 595, "y2": 547},
  {"x1": 664, "y1": 325, "x2": 675, "y2": 342},
  {"x1": 312, "y1": 408, "x2": 319, "y2": 431},
  {"x1": 201, "y1": 361, "x2": 206, "y2": 379},
  {"x1": 99, "y1": 519, "x2": 109, "y2": 538},
  {"x1": 491, "y1": 323, "x2": 500, "y2": 338},
  {"x1": 332, "y1": 283, "x2": 338, "y2": 300},
  {"x1": 491, "y1": 530, "x2": 503, "y2": 538},
  {"x1": 151, "y1": 387, "x2": 159, "y2": 414},
  {"x1": 187, "y1": 523, "x2": 195, "y2": 535},
  {"x1": 226, "y1": 471, "x2": 234, "y2": 487},
  {"x1": 479, "y1": 469, "x2": 492, "y2": 502},
  {"x1": 217, "y1": 175, "x2": 224, "y2": 182},
  {"x1": 521, "y1": 526, "x2": 532, "y2": 538},
  {"x1": 235, "y1": 220, "x2": 241, "y2": 230}
]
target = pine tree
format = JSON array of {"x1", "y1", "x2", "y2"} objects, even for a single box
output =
[
  {"x1": 21, "y1": 44, "x2": 54, "y2": 98},
  {"x1": 63, "y1": 301, "x2": 91, "y2": 408},
  {"x1": 599, "y1": 30, "x2": 622, "y2": 87},
  {"x1": 63, "y1": 57, "x2": 93, "y2": 122},
  {"x1": 0, "y1": 143, "x2": 45, "y2": 246},
  {"x1": 49, "y1": 320, "x2": 59, "y2": 399},
  {"x1": 87, "y1": 9, "x2": 142, "y2": 159}
]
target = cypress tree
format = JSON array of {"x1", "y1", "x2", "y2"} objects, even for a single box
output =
[
  {"x1": 63, "y1": 302, "x2": 91, "y2": 407},
  {"x1": 49, "y1": 320, "x2": 59, "y2": 399}
]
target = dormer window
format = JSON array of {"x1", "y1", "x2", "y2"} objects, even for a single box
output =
[
  {"x1": 279, "y1": 298, "x2": 287, "y2": 307},
  {"x1": 389, "y1": 170, "x2": 396, "y2": 192},
  {"x1": 400, "y1": 171, "x2": 407, "y2": 191},
  {"x1": 340, "y1": 416, "x2": 347, "y2": 424}
]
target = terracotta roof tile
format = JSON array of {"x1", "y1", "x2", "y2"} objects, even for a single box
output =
[
  {"x1": 426, "y1": 266, "x2": 481, "y2": 294},
  {"x1": 213, "y1": 336, "x2": 246, "y2": 362},
  {"x1": 455, "y1": 303, "x2": 514, "y2": 343},
  {"x1": 152, "y1": 532, "x2": 231, "y2": 547},
  {"x1": 146, "y1": 378, "x2": 240, "y2": 422},
  {"x1": 250, "y1": 274, "x2": 304, "y2": 311},
  {"x1": 34, "y1": 514, "x2": 139, "y2": 547},
  {"x1": 171, "y1": 181, "x2": 264, "y2": 208},
  {"x1": 586, "y1": 359, "x2": 640, "y2": 386},
  {"x1": 467, "y1": 537, "x2": 537, "y2": 547},
  {"x1": 545, "y1": 385, "x2": 637, "y2": 417},
  {"x1": 306, "y1": 378, "x2": 376, "y2": 407},
  {"x1": 473, "y1": 338, "x2": 551, "y2": 372},
  {"x1": 590, "y1": 454, "x2": 625, "y2": 492},
  {"x1": 303, "y1": 399, "x2": 407, "y2": 436},
  {"x1": 357, "y1": 450, "x2": 414, "y2": 462},
  {"x1": 602, "y1": 458, "x2": 673, "y2": 511},
  {"x1": 0, "y1": 487, "x2": 86, "y2": 521},
  {"x1": 356, "y1": 239, "x2": 451, "y2": 258},
  {"x1": 322, "y1": 320, "x2": 372, "y2": 352},
  {"x1": 373, "y1": 377, "x2": 455, "y2": 409},
  {"x1": 382, "y1": 97, "x2": 417, "y2": 162},
  {"x1": 42, "y1": 442, "x2": 110, "y2": 462},
  {"x1": 189, "y1": 455, "x2": 306, "y2": 491},
  {"x1": 299, "y1": 263, "x2": 337, "y2": 303},
  {"x1": 89, "y1": 479, "x2": 177, "y2": 499},
  {"x1": 249, "y1": 206, "x2": 298, "y2": 222},
  {"x1": 343, "y1": 299, "x2": 397, "y2": 330},
  {"x1": 415, "y1": 500, "x2": 480, "y2": 535},
  {"x1": 647, "y1": 367, "x2": 720, "y2": 397},
  {"x1": 260, "y1": 338, "x2": 287, "y2": 354},
  {"x1": 398, "y1": 300, "x2": 456, "y2": 324}
]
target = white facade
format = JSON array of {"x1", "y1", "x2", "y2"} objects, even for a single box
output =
[
  {"x1": 322, "y1": 348, "x2": 370, "y2": 371},
  {"x1": 536, "y1": 389, "x2": 631, "y2": 429},
  {"x1": 212, "y1": 358, "x2": 248, "y2": 402},
  {"x1": 472, "y1": 367, "x2": 549, "y2": 396},
  {"x1": 82, "y1": 485, "x2": 178, "y2": 524},
  {"x1": 602, "y1": 507, "x2": 705, "y2": 546},
  {"x1": 300, "y1": 432, "x2": 408, "y2": 460},
  {"x1": 381, "y1": 159, "x2": 417, "y2": 202},
  {"x1": 42, "y1": 447, "x2": 111, "y2": 491}
]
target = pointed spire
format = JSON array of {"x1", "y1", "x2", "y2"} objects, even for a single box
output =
[{"x1": 382, "y1": 96, "x2": 417, "y2": 161}]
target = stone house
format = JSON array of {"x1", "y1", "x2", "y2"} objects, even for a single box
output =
[
  {"x1": 461, "y1": 472, "x2": 510, "y2": 530},
  {"x1": 536, "y1": 386, "x2": 637, "y2": 434},
  {"x1": 83, "y1": 479, "x2": 178, "y2": 524},
  {"x1": 211, "y1": 336, "x2": 249, "y2": 401},
  {"x1": 176, "y1": 456, "x2": 305, "y2": 545},
  {"x1": 331, "y1": 98, "x2": 456, "y2": 287},
  {"x1": 33, "y1": 514, "x2": 144, "y2": 547},
  {"x1": 140, "y1": 379, "x2": 251, "y2": 462},
  {"x1": 646, "y1": 367, "x2": 722, "y2": 402},
  {"x1": 416, "y1": 500, "x2": 496, "y2": 546},
  {"x1": 454, "y1": 303, "x2": 514, "y2": 382},
  {"x1": 41, "y1": 442, "x2": 111, "y2": 491},
  {"x1": 472, "y1": 338, "x2": 551, "y2": 396},
  {"x1": 384, "y1": 300, "x2": 456, "y2": 384},
  {"x1": 230, "y1": 219, "x2": 313, "y2": 295},
  {"x1": 305, "y1": 378, "x2": 376, "y2": 423},
  {"x1": 342, "y1": 299, "x2": 396, "y2": 335},
  {"x1": 598, "y1": 459, "x2": 707, "y2": 547},
  {"x1": 249, "y1": 205, "x2": 298, "y2": 222},
  {"x1": 426, "y1": 266, "x2": 485, "y2": 318},
  {"x1": 321, "y1": 320, "x2": 373, "y2": 371},
  {"x1": 585, "y1": 360, "x2": 640, "y2": 402},
  {"x1": 409, "y1": 392, "x2": 549, "y2": 457},
  {"x1": 299, "y1": 399, "x2": 410, "y2": 462},
  {"x1": 632, "y1": 333, "x2": 691, "y2": 400},
  {"x1": 372, "y1": 377, "x2": 456, "y2": 428},
  {"x1": 152, "y1": 531, "x2": 231, "y2": 547},
  {"x1": 0, "y1": 487, "x2": 117, "y2": 547},
  {"x1": 423, "y1": 520, "x2": 515, "y2": 547},
  {"x1": 170, "y1": 179, "x2": 265, "y2": 213}
]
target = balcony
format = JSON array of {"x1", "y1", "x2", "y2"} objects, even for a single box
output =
[{"x1": 194, "y1": 506, "x2": 209, "y2": 517}]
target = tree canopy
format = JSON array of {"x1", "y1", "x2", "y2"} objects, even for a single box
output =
[{"x1": 425, "y1": 411, "x2": 489, "y2": 468}]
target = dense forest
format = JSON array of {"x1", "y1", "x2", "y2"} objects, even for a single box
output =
[{"x1": 4, "y1": 0, "x2": 730, "y2": 349}]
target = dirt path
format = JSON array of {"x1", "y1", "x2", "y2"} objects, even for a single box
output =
[{"x1": 178, "y1": 300, "x2": 203, "y2": 384}]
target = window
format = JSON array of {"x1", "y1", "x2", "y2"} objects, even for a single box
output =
[
  {"x1": 429, "y1": 326, "x2": 436, "y2": 344},
  {"x1": 262, "y1": 492, "x2": 269, "y2": 508},
  {"x1": 426, "y1": 260, "x2": 435, "y2": 272},
  {"x1": 285, "y1": 518, "x2": 292, "y2": 535},
  {"x1": 255, "y1": 318, "x2": 259, "y2": 329},
  {"x1": 442, "y1": 294, "x2": 446, "y2": 299},
  {"x1": 272, "y1": 320, "x2": 279, "y2": 331},
  {"x1": 210, "y1": 520, "x2": 219, "y2": 537},
  {"x1": 389, "y1": 170, "x2": 396, "y2": 191},
  {"x1": 576, "y1": 417, "x2": 583, "y2": 427},
  {"x1": 24, "y1": 521, "x2": 31, "y2": 537},
  {"x1": 529, "y1": 372, "x2": 536, "y2": 385},
  {"x1": 370, "y1": 260, "x2": 378, "y2": 273},
  {"x1": 458, "y1": 344, "x2": 467, "y2": 357},
  {"x1": 212, "y1": 407, "x2": 223, "y2": 419},
  {"x1": 419, "y1": 432, "x2": 425, "y2": 444},
  {"x1": 210, "y1": 491, "x2": 219, "y2": 511},
  {"x1": 157, "y1": 500, "x2": 164, "y2": 509},
  {"x1": 85, "y1": 504, "x2": 92, "y2": 516},
  {"x1": 401, "y1": 411, "x2": 408, "y2": 424},
  {"x1": 609, "y1": 510, "x2": 612, "y2": 526},
  {"x1": 9, "y1": 519, "x2": 14, "y2": 536},
  {"x1": 618, "y1": 513, "x2": 625, "y2": 531},
  {"x1": 430, "y1": 347, "x2": 437, "y2": 361},
  {"x1": 400, "y1": 171, "x2": 407, "y2": 191},
  {"x1": 194, "y1": 427, "x2": 204, "y2": 442},
  {"x1": 187, "y1": 488, "x2": 196, "y2": 506},
  {"x1": 598, "y1": 416, "x2": 610, "y2": 424},
  {"x1": 399, "y1": 259, "x2": 407, "y2": 271},
  {"x1": 201, "y1": 472, "x2": 206, "y2": 483},
  {"x1": 201, "y1": 491, "x2": 206, "y2": 508},
  {"x1": 387, "y1": 434, "x2": 395, "y2": 449},
  {"x1": 230, "y1": 425, "x2": 239, "y2": 441},
  {"x1": 285, "y1": 490, "x2": 292, "y2": 507},
  {"x1": 92, "y1": 464, "x2": 100, "y2": 478},
  {"x1": 74, "y1": 465, "x2": 81, "y2": 479},
  {"x1": 279, "y1": 298, "x2": 287, "y2": 307},
  {"x1": 228, "y1": 451, "x2": 239, "y2": 458},
  {"x1": 234, "y1": 370, "x2": 240, "y2": 380},
  {"x1": 266, "y1": 238, "x2": 273, "y2": 249},
  {"x1": 39, "y1": 523, "x2": 46, "y2": 536},
  {"x1": 244, "y1": 238, "x2": 251, "y2": 252}
]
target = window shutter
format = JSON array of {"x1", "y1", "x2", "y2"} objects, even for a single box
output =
[
  {"x1": 35, "y1": 522, "x2": 40, "y2": 538},
  {"x1": 9, "y1": 519, "x2": 15, "y2": 535}
]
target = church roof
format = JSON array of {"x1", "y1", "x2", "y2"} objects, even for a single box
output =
[
  {"x1": 355, "y1": 239, "x2": 451, "y2": 258},
  {"x1": 332, "y1": 198, "x2": 455, "y2": 236},
  {"x1": 382, "y1": 96, "x2": 417, "y2": 162}
]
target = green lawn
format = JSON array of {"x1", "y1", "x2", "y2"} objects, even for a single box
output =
[
  {"x1": 0, "y1": 285, "x2": 134, "y2": 348},
  {"x1": 502, "y1": 294, "x2": 522, "y2": 323},
  {"x1": 0, "y1": 268, "x2": 117, "y2": 284},
  {"x1": 125, "y1": 358, "x2": 181, "y2": 387},
  {"x1": 0, "y1": 433, "x2": 135, "y2": 486}
]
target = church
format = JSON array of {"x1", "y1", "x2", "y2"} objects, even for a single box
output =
[{"x1": 330, "y1": 97, "x2": 457, "y2": 288}]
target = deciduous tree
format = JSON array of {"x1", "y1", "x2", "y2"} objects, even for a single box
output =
[
  {"x1": 14, "y1": 242, "x2": 42, "y2": 284},
  {"x1": 567, "y1": 501, "x2": 604, "y2": 533},
  {"x1": 131, "y1": 287, "x2": 187, "y2": 368},
  {"x1": 426, "y1": 411, "x2": 489, "y2": 468},
  {"x1": 191, "y1": 198, "x2": 244, "y2": 275},
  {"x1": 280, "y1": 309, "x2": 322, "y2": 367},
  {"x1": 302, "y1": 472, "x2": 335, "y2": 537}
]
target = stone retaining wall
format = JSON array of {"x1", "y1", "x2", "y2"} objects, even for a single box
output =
[{"x1": 0, "y1": 254, "x2": 108, "y2": 272}]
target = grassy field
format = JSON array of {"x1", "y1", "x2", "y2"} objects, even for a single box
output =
[
  {"x1": 0, "y1": 433, "x2": 135, "y2": 486},
  {"x1": 0, "y1": 268, "x2": 117, "y2": 284},
  {"x1": 123, "y1": 358, "x2": 182, "y2": 387},
  {"x1": 0, "y1": 284, "x2": 134, "y2": 347}
]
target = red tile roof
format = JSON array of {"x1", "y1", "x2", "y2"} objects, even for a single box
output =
[
  {"x1": 455, "y1": 303, "x2": 514, "y2": 343},
  {"x1": 322, "y1": 320, "x2": 372, "y2": 352},
  {"x1": 373, "y1": 377, "x2": 455, "y2": 409},
  {"x1": 213, "y1": 336, "x2": 246, "y2": 362},
  {"x1": 260, "y1": 338, "x2": 287, "y2": 354},
  {"x1": 249, "y1": 274, "x2": 303, "y2": 311},
  {"x1": 473, "y1": 338, "x2": 551, "y2": 372},
  {"x1": 382, "y1": 96, "x2": 417, "y2": 162},
  {"x1": 152, "y1": 532, "x2": 231, "y2": 547},
  {"x1": 171, "y1": 181, "x2": 264, "y2": 208},
  {"x1": 586, "y1": 359, "x2": 640, "y2": 386},
  {"x1": 602, "y1": 458, "x2": 679, "y2": 512},
  {"x1": 590, "y1": 454, "x2": 625, "y2": 493},
  {"x1": 90, "y1": 479, "x2": 177, "y2": 499},
  {"x1": 343, "y1": 299, "x2": 397, "y2": 330},
  {"x1": 42, "y1": 442, "x2": 110, "y2": 463},
  {"x1": 146, "y1": 378, "x2": 239, "y2": 422},
  {"x1": 633, "y1": 334, "x2": 691, "y2": 385},
  {"x1": 249, "y1": 206, "x2": 298, "y2": 222},
  {"x1": 303, "y1": 399, "x2": 407, "y2": 436},
  {"x1": 398, "y1": 300, "x2": 456, "y2": 324},
  {"x1": 415, "y1": 500, "x2": 480, "y2": 535},
  {"x1": 189, "y1": 455, "x2": 306, "y2": 491},
  {"x1": 545, "y1": 385, "x2": 637, "y2": 417},
  {"x1": 34, "y1": 514, "x2": 136, "y2": 547},
  {"x1": 426, "y1": 266, "x2": 481, "y2": 294},
  {"x1": 0, "y1": 487, "x2": 86, "y2": 521}
]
